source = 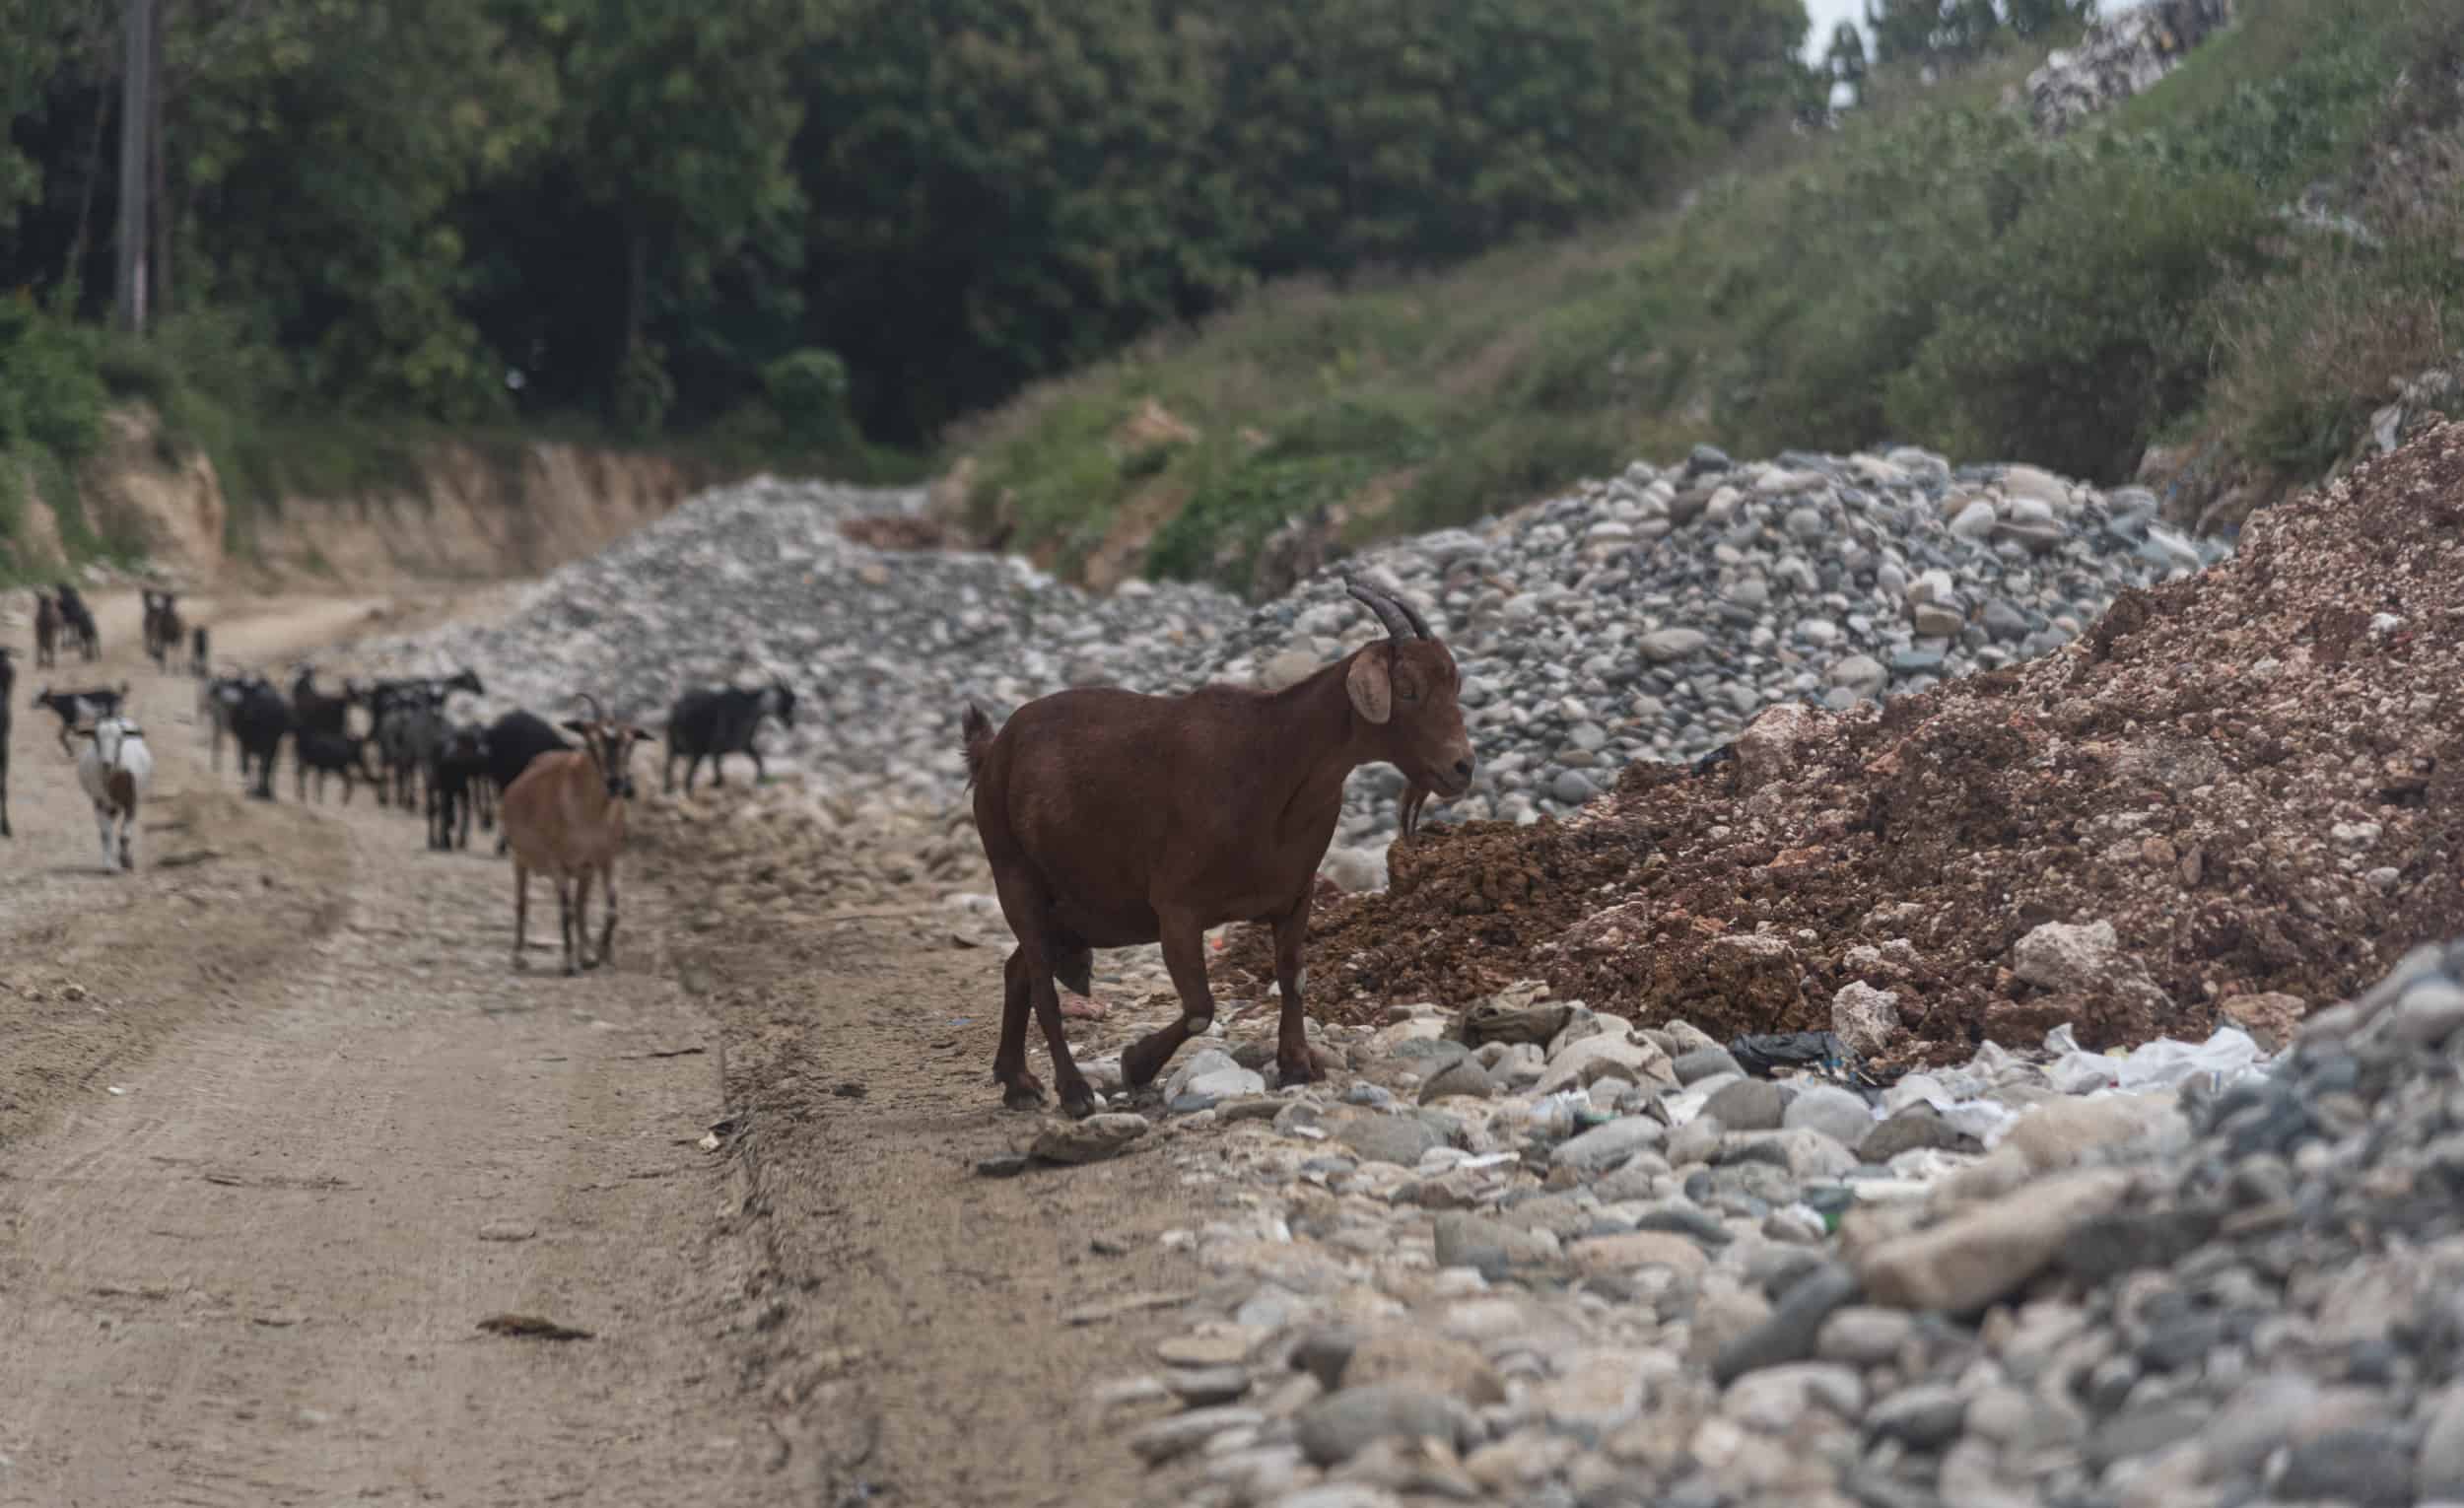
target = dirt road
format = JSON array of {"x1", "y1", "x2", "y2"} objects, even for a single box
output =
[{"x1": 0, "y1": 587, "x2": 1213, "y2": 1507}]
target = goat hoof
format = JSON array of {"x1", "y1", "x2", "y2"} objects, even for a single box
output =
[
  {"x1": 1118, "y1": 1038, "x2": 1175, "y2": 1089},
  {"x1": 1060, "y1": 1094, "x2": 1096, "y2": 1121},
  {"x1": 1275, "y1": 1056, "x2": 1316, "y2": 1088},
  {"x1": 1000, "y1": 1079, "x2": 1048, "y2": 1110}
]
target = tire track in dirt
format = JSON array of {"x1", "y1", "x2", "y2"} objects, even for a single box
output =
[{"x1": 656, "y1": 819, "x2": 1225, "y2": 1508}]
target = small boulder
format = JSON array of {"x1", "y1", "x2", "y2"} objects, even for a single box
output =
[
  {"x1": 1029, "y1": 1113, "x2": 1150, "y2": 1165},
  {"x1": 1295, "y1": 1385, "x2": 1469, "y2": 1468}
]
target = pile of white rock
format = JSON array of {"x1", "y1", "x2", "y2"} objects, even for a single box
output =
[
  {"x1": 1049, "y1": 937, "x2": 2457, "y2": 1508},
  {"x1": 2019, "y1": 0, "x2": 2238, "y2": 136},
  {"x1": 359, "y1": 445, "x2": 2224, "y2": 865}
]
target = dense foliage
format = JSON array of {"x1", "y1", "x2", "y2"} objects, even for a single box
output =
[{"x1": 0, "y1": 0, "x2": 1819, "y2": 458}]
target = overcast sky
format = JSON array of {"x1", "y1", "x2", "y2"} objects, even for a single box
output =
[{"x1": 1803, "y1": 0, "x2": 1867, "y2": 62}]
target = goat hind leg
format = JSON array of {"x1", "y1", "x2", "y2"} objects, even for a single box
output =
[
  {"x1": 1121, "y1": 910, "x2": 1214, "y2": 1092},
  {"x1": 1270, "y1": 894, "x2": 1317, "y2": 1086},
  {"x1": 992, "y1": 948, "x2": 1044, "y2": 1109}
]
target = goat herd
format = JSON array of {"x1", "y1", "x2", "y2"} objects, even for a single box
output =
[
  {"x1": 0, "y1": 570, "x2": 1472, "y2": 1121},
  {"x1": 0, "y1": 581, "x2": 801, "y2": 977}
]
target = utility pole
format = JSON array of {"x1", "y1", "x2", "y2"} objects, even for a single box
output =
[
  {"x1": 114, "y1": 0, "x2": 154, "y2": 334},
  {"x1": 149, "y1": 0, "x2": 169, "y2": 321}
]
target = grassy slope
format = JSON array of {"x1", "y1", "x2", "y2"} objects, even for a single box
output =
[{"x1": 955, "y1": 0, "x2": 2457, "y2": 592}]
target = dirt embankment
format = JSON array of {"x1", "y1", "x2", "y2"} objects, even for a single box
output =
[
  {"x1": 16, "y1": 404, "x2": 708, "y2": 588},
  {"x1": 1228, "y1": 421, "x2": 2464, "y2": 1067}
]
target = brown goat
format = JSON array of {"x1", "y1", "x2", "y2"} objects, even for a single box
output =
[
  {"x1": 499, "y1": 695, "x2": 653, "y2": 976},
  {"x1": 962, "y1": 575, "x2": 1474, "y2": 1116}
]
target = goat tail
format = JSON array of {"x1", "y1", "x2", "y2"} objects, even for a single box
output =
[{"x1": 960, "y1": 702, "x2": 993, "y2": 790}]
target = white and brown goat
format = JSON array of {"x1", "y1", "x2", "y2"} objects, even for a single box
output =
[
  {"x1": 498, "y1": 695, "x2": 652, "y2": 975},
  {"x1": 76, "y1": 714, "x2": 152, "y2": 871}
]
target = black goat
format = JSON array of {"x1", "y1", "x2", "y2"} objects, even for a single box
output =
[
  {"x1": 426, "y1": 723, "x2": 492, "y2": 850},
  {"x1": 663, "y1": 677, "x2": 795, "y2": 794},
  {"x1": 199, "y1": 672, "x2": 264, "y2": 772},
  {"x1": 232, "y1": 681, "x2": 292, "y2": 800},
  {"x1": 141, "y1": 590, "x2": 183, "y2": 672},
  {"x1": 289, "y1": 668, "x2": 359, "y2": 798},
  {"x1": 33, "y1": 593, "x2": 58, "y2": 668},
  {"x1": 366, "y1": 670, "x2": 482, "y2": 807},
  {"x1": 54, "y1": 584, "x2": 98, "y2": 661},
  {"x1": 33, "y1": 683, "x2": 127, "y2": 756},
  {"x1": 190, "y1": 624, "x2": 210, "y2": 677},
  {"x1": 296, "y1": 728, "x2": 376, "y2": 803},
  {"x1": 482, "y1": 709, "x2": 572, "y2": 856}
]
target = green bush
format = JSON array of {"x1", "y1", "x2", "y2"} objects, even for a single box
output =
[
  {"x1": 761, "y1": 348, "x2": 856, "y2": 449},
  {"x1": 1887, "y1": 151, "x2": 2270, "y2": 480},
  {"x1": 0, "y1": 295, "x2": 107, "y2": 457}
]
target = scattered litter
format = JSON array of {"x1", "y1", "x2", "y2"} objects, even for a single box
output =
[
  {"x1": 697, "y1": 1131, "x2": 723, "y2": 1152},
  {"x1": 105, "y1": 1086, "x2": 125, "y2": 1096},
  {"x1": 478, "y1": 1221, "x2": 538, "y2": 1243},
  {"x1": 1064, "y1": 1291, "x2": 1190, "y2": 1327},
  {"x1": 476, "y1": 1313, "x2": 594, "y2": 1341}
]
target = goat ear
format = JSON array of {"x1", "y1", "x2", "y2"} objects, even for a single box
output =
[
  {"x1": 630, "y1": 727, "x2": 656, "y2": 743},
  {"x1": 560, "y1": 720, "x2": 589, "y2": 735},
  {"x1": 1345, "y1": 648, "x2": 1394, "y2": 725}
]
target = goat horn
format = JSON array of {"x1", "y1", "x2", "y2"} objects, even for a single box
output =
[
  {"x1": 576, "y1": 692, "x2": 606, "y2": 722},
  {"x1": 1344, "y1": 574, "x2": 1421, "y2": 641}
]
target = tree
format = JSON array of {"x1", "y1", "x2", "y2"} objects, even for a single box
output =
[
  {"x1": 168, "y1": 0, "x2": 556, "y2": 415},
  {"x1": 1670, "y1": 0, "x2": 1813, "y2": 140},
  {"x1": 1213, "y1": 0, "x2": 1699, "y2": 280},
  {"x1": 505, "y1": 0, "x2": 818, "y2": 434},
  {"x1": 792, "y1": 0, "x2": 1246, "y2": 440},
  {"x1": 1825, "y1": 21, "x2": 1870, "y2": 106},
  {"x1": 2005, "y1": 0, "x2": 2096, "y2": 38}
]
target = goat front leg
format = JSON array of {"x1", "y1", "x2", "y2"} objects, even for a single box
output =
[
  {"x1": 1270, "y1": 893, "x2": 1317, "y2": 1086},
  {"x1": 596, "y1": 859, "x2": 620, "y2": 964},
  {"x1": 556, "y1": 876, "x2": 578, "y2": 976},
  {"x1": 574, "y1": 866, "x2": 599, "y2": 969},
  {"x1": 513, "y1": 862, "x2": 531, "y2": 971},
  {"x1": 118, "y1": 804, "x2": 135, "y2": 871},
  {"x1": 1121, "y1": 909, "x2": 1214, "y2": 1093},
  {"x1": 94, "y1": 803, "x2": 117, "y2": 871}
]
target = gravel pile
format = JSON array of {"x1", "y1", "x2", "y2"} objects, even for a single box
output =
[
  {"x1": 928, "y1": 932, "x2": 2458, "y2": 1508},
  {"x1": 358, "y1": 445, "x2": 2214, "y2": 876},
  {"x1": 1234, "y1": 422, "x2": 2464, "y2": 1062},
  {"x1": 348, "y1": 478, "x2": 1248, "y2": 802}
]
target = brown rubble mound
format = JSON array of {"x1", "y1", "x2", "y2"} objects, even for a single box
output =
[{"x1": 1227, "y1": 423, "x2": 2464, "y2": 1066}]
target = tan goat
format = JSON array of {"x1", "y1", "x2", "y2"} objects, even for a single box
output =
[{"x1": 499, "y1": 694, "x2": 653, "y2": 975}]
